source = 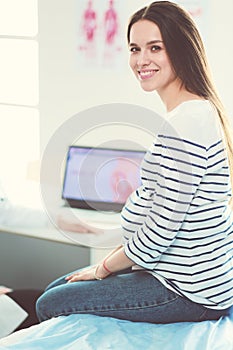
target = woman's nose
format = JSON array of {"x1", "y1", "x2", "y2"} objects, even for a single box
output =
[{"x1": 137, "y1": 50, "x2": 151, "y2": 66}]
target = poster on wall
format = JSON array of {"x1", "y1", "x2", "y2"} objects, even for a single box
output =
[
  {"x1": 76, "y1": 0, "x2": 126, "y2": 70},
  {"x1": 76, "y1": 0, "x2": 209, "y2": 71}
]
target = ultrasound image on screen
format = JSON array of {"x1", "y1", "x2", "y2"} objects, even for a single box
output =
[{"x1": 62, "y1": 146, "x2": 145, "y2": 206}]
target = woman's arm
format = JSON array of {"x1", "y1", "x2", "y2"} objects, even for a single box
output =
[
  {"x1": 98, "y1": 244, "x2": 123, "y2": 262},
  {"x1": 121, "y1": 129, "x2": 208, "y2": 270}
]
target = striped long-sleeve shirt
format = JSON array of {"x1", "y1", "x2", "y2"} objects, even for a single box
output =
[{"x1": 121, "y1": 100, "x2": 233, "y2": 310}]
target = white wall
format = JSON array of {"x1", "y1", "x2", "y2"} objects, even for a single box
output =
[
  {"x1": 206, "y1": 0, "x2": 233, "y2": 117},
  {"x1": 38, "y1": 0, "x2": 233, "y2": 154}
]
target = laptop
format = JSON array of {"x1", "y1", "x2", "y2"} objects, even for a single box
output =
[{"x1": 61, "y1": 145, "x2": 145, "y2": 216}]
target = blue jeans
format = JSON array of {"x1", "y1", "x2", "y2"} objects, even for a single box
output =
[{"x1": 36, "y1": 268, "x2": 231, "y2": 324}]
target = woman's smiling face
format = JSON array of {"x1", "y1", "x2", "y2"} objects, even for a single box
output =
[{"x1": 129, "y1": 19, "x2": 178, "y2": 95}]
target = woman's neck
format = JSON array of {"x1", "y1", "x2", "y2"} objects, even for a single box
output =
[{"x1": 158, "y1": 79, "x2": 204, "y2": 112}]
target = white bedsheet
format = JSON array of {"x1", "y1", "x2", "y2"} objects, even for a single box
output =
[{"x1": 0, "y1": 314, "x2": 233, "y2": 350}]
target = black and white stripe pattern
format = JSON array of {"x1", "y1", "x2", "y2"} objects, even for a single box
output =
[{"x1": 121, "y1": 101, "x2": 233, "y2": 310}]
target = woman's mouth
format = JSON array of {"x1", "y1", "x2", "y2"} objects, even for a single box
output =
[{"x1": 138, "y1": 69, "x2": 159, "y2": 80}]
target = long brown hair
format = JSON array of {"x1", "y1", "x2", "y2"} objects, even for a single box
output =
[{"x1": 127, "y1": 1, "x2": 233, "y2": 200}]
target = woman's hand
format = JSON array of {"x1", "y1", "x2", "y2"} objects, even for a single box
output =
[
  {"x1": 65, "y1": 246, "x2": 135, "y2": 283},
  {"x1": 65, "y1": 265, "x2": 109, "y2": 283}
]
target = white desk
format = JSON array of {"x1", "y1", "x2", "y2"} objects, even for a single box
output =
[
  {"x1": 0, "y1": 223, "x2": 120, "y2": 265},
  {"x1": 0, "y1": 224, "x2": 121, "y2": 290},
  {"x1": 0, "y1": 183, "x2": 121, "y2": 288}
]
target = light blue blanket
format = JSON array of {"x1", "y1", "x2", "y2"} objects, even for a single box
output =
[{"x1": 0, "y1": 314, "x2": 233, "y2": 350}]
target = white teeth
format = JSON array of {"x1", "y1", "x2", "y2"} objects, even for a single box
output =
[
  {"x1": 140, "y1": 71, "x2": 153, "y2": 76},
  {"x1": 139, "y1": 70, "x2": 158, "y2": 77}
]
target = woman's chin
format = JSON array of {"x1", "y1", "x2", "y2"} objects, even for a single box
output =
[{"x1": 139, "y1": 80, "x2": 157, "y2": 92}]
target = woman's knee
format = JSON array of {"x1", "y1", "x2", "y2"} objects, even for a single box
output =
[
  {"x1": 36, "y1": 288, "x2": 59, "y2": 322},
  {"x1": 36, "y1": 291, "x2": 49, "y2": 322},
  {"x1": 36, "y1": 281, "x2": 80, "y2": 322}
]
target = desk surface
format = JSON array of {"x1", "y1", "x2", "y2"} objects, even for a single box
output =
[
  {"x1": 0, "y1": 223, "x2": 121, "y2": 250},
  {"x1": 0, "y1": 219, "x2": 122, "y2": 267},
  {"x1": 0, "y1": 188, "x2": 122, "y2": 264}
]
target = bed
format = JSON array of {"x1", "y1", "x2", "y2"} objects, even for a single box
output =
[{"x1": 0, "y1": 313, "x2": 232, "y2": 350}]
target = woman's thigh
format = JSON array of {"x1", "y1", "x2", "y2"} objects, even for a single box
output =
[{"x1": 36, "y1": 270, "x2": 217, "y2": 324}]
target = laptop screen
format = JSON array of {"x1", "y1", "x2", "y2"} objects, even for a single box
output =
[{"x1": 62, "y1": 145, "x2": 145, "y2": 211}]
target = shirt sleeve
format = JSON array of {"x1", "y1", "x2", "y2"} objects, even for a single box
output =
[{"x1": 122, "y1": 129, "x2": 208, "y2": 270}]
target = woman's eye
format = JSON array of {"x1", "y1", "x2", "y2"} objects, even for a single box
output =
[
  {"x1": 151, "y1": 45, "x2": 161, "y2": 52},
  {"x1": 130, "y1": 47, "x2": 139, "y2": 53}
]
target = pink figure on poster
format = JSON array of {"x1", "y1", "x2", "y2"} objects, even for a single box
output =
[
  {"x1": 82, "y1": 0, "x2": 97, "y2": 42},
  {"x1": 104, "y1": 0, "x2": 118, "y2": 45}
]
